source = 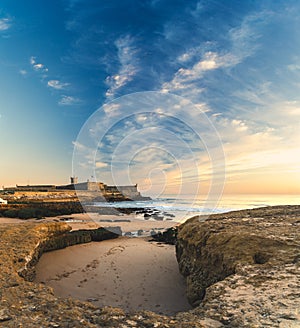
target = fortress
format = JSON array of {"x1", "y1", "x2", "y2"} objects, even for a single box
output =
[{"x1": 2, "y1": 177, "x2": 150, "y2": 202}]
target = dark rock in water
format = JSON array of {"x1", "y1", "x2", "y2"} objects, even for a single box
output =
[
  {"x1": 151, "y1": 227, "x2": 178, "y2": 245},
  {"x1": 136, "y1": 209, "x2": 149, "y2": 214},
  {"x1": 164, "y1": 213, "x2": 175, "y2": 218},
  {"x1": 59, "y1": 217, "x2": 73, "y2": 221},
  {"x1": 150, "y1": 229, "x2": 157, "y2": 237},
  {"x1": 113, "y1": 219, "x2": 131, "y2": 223},
  {"x1": 152, "y1": 215, "x2": 164, "y2": 221},
  {"x1": 144, "y1": 213, "x2": 151, "y2": 218},
  {"x1": 137, "y1": 229, "x2": 143, "y2": 236},
  {"x1": 124, "y1": 231, "x2": 132, "y2": 236}
]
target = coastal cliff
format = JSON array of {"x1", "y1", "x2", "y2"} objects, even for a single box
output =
[
  {"x1": 0, "y1": 206, "x2": 299, "y2": 327},
  {"x1": 176, "y1": 205, "x2": 300, "y2": 327}
]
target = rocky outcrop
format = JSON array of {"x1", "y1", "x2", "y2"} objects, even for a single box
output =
[
  {"x1": 176, "y1": 205, "x2": 300, "y2": 327},
  {"x1": 0, "y1": 221, "x2": 199, "y2": 327},
  {"x1": 150, "y1": 227, "x2": 178, "y2": 244},
  {"x1": 18, "y1": 225, "x2": 121, "y2": 281},
  {"x1": 0, "y1": 201, "x2": 84, "y2": 219},
  {"x1": 1, "y1": 206, "x2": 300, "y2": 327}
]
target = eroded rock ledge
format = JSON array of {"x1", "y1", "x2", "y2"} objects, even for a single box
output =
[
  {"x1": 0, "y1": 205, "x2": 299, "y2": 327},
  {"x1": 176, "y1": 205, "x2": 300, "y2": 327}
]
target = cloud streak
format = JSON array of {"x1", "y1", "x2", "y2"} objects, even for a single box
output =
[
  {"x1": 0, "y1": 17, "x2": 11, "y2": 31},
  {"x1": 29, "y1": 57, "x2": 76, "y2": 106},
  {"x1": 47, "y1": 80, "x2": 70, "y2": 90},
  {"x1": 30, "y1": 56, "x2": 48, "y2": 73},
  {"x1": 59, "y1": 95, "x2": 80, "y2": 106},
  {"x1": 105, "y1": 35, "x2": 139, "y2": 99},
  {"x1": 162, "y1": 51, "x2": 237, "y2": 93}
]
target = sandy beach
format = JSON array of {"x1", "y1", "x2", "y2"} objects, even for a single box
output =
[
  {"x1": 2, "y1": 211, "x2": 190, "y2": 314},
  {"x1": 35, "y1": 236, "x2": 191, "y2": 315}
]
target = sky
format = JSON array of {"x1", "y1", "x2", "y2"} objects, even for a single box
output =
[{"x1": 0, "y1": 0, "x2": 300, "y2": 197}]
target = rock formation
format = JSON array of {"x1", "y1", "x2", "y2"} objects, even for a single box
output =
[
  {"x1": 0, "y1": 205, "x2": 299, "y2": 327},
  {"x1": 176, "y1": 205, "x2": 300, "y2": 327}
]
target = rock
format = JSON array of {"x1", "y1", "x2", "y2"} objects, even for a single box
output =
[
  {"x1": 176, "y1": 205, "x2": 300, "y2": 327},
  {"x1": 151, "y1": 227, "x2": 178, "y2": 245},
  {"x1": 199, "y1": 317, "x2": 223, "y2": 328},
  {"x1": 279, "y1": 320, "x2": 300, "y2": 328},
  {"x1": 152, "y1": 215, "x2": 164, "y2": 221},
  {"x1": 0, "y1": 309, "x2": 12, "y2": 322}
]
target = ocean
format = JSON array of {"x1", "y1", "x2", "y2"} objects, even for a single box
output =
[{"x1": 93, "y1": 194, "x2": 300, "y2": 223}]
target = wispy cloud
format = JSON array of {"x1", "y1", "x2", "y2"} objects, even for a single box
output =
[
  {"x1": 0, "y1": 17, "x2": 11, "y2": 31},
  {"x1": 105, "y1": 35, "x2": 139, "y2": 98},
  {"x1": 162, "y1": 51, "x2": 237, "y2": 93},
  {"x1": 59, "y1": 95, "x2": 80, "y2": 106},
  {"x1": 177, "y1": 45, "x2": 204, "y2": 63},
  {"x1": 30, "y1": 56, "x2": 48, "y2": 73},
  {"x1": 210, "y1": 96, "x2": 300, "y2": 193},
  {"x1": 288, "y1": 64, "x2": 300, "y2": 71},
  {"x1": 29, "y1": 57, "x2": 76, "y2": 105},
  {"x1": 228, "y1": 11, "x2": 268, "y2": 63},
  {"x1": 161, "y1": 10, "x2": 270, "y2": 100},
  {"x1": 19, "y1": 69, "x2": 27, "y2": 76},
  {"x1": 95, "y1": 161, "x2": 108, "y2": 168},
  {"x1": 47, "y1": 80, "x2": 70, "y2": 90}
]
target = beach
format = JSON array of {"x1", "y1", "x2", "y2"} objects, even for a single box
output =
[
  {"x1": 1, "y1": 209, "x2": 191, "y2": 314},
  {"x1": 35, "y1": 236, "x2": 191, "y2": 315}
]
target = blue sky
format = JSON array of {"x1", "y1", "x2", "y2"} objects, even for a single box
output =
[{"x1": 1, "y1": 0, "x2": 300, "y2": 195}]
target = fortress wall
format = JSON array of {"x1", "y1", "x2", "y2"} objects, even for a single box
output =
[
  {"x1": 116, "y1": 185, "x2": 141, "y2": 198},
  {"x1": 13, "y1": 191, "x2": 77, "y2": 198}
]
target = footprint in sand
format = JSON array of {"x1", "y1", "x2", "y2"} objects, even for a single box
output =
[
  {"x1": 84, "y1": 259, "x2": 100, "y2": 271},
  {"x1": 106, "y1": 245, "x2": 125, "y2": 256},
  {"x1": 48, "y1": 269, "x2": 77, "y2": 282},
  {"x1": 78, "y1": 278, "x2": 88, "y2": 287}
]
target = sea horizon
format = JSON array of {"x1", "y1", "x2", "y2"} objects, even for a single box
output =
[{"x1": 92, "y1": 193, "x2": 300, "y2": 223}]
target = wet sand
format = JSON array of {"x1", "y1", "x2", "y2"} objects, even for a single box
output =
[
  {"x1": 0, "y1": 212, "x2": 178, "y2": 234},
  {"x1": 0, "y1": 217, "x2": 25, "y2": 224},
  {"x1": 35, "y1": 237, "x2": 191, "y2": 315},
  {"x1": 44, "y1": 212, "x2": 178, "y2": 236}
]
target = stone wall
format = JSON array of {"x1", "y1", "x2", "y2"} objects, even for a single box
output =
[{"x1": 116, "y1": 185, "x2": 141, "y2": 199}]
